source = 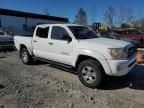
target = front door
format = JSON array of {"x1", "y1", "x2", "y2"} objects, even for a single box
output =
[{"x1": 48, "y1": 26, "x2": 73, "y2": 65}]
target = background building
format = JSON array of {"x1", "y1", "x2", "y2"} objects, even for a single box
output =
[{"x1": 0, "y1": 8, "x2": 69, "y2": 35}]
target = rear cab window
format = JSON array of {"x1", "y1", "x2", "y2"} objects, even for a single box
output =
[{"x1": 36, "y1": 27, "x2": 49, "y2": 38}]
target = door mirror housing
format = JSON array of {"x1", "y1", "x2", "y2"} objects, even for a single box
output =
[{"x1": 61, "y1": 34, "x2": 72, "y2": 42}]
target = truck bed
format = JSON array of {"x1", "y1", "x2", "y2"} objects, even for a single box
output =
[{"x1": 14, "y1": 35, "x2": 33, "y2": 53}]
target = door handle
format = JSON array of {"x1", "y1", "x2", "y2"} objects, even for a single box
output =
[
  {"x1": 48, "y1": 42, "x2": 54, "y2": 45},
  {"x1": 33, "y1": 40, "x2": 37, "y2": 42}
]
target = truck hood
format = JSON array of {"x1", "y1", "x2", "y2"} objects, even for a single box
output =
[
  {"x1": 76, "y1": 38, "x2": 132, "y2": 59},
  {"x1": 78, "y1": 38, "x2": 130, "y2": 49}
]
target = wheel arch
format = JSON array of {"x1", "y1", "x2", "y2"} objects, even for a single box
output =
[
  {"x1": 75, "y1": 55, "x2": 105, "y2": 73},
  {"x1": 19, "y1": 44, "x2": 32, "y2": 55}
]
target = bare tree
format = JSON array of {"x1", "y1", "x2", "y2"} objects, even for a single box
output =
[
  {"x1": 125, "y1": 8, "x2": 134, "y2": 24},
  {"x1": 90, "y1": 6, "x2": 97, "y2": 23},
  {"x1": 43, "y1": 9, "x2": 49, "y2": 16},
  {"x1": 118, "y1": 7, "x2": 134, "y2": 25},
  {"x1": 103, "y1": 6, "x2": 115, "y2": 27},
  {"x1": 74, "y1": 8, "x2": 88, "y2": 25},
  {"x1": 133, "y1": 17, "x2": 144, "y2": 31},
  {"x1": 118, "y1": 6, "x2": 126, "y2": 25}
]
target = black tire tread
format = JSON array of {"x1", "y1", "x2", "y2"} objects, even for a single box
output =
[
  {"x1": 77, "y1": 59, "x2": 104, "y2": 88},
  {"x1": 20, "y1": 48, "x2": 33, "y2": 65}
]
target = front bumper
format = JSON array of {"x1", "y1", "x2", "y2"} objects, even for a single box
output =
[{"x1": 107, "y1": 54, "x2": 136, "y2": 76}]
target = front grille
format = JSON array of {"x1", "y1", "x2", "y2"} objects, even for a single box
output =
[
  {"x1": 0, "y1": 41, "x2": 14, "y2": 45},
  {"x1": 127, "y1": 47, "x2": 135, "y2": 58}
]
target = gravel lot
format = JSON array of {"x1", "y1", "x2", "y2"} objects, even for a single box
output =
[{"x1": 0, "y1": 51, "x2": 144, "y2": 108}]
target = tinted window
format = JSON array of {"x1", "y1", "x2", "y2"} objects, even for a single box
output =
[
  {"x1": 36, "y1": 27, "x2": 49, "y2": 38},
  {"x1": 51, "y1": 26, "x2": 71, "y2": 40},
  {"x1": 68, "y1": 26, "x2": 98, "y2": 39},
  {"x1": 0, "y1": 32, "x2": 5, "y2": 35}
]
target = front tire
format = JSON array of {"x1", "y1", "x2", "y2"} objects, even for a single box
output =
[
  {"x1": 77, "y1": 59, "x2": 104, "y2": 88},
  {"x1": 20, "y1": 48, "x2": 33, "y2": 65}
]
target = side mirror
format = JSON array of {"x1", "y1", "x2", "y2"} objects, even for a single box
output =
[{"x1": 61, "y1": 35, "x2": 72, "y2": 43}]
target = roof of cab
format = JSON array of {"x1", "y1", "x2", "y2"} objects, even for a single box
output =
[{"x1": 37, "y1": 24, "x2": 84, "y2": 27}]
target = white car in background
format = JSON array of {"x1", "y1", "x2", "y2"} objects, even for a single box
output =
[{"x1": 0, "y1": 31, "x2": 14, "y2": 50}]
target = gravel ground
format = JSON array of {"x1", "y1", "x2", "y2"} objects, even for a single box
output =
[{"x1": 0, "y1": 51, "x2": 144, "y2": 108}]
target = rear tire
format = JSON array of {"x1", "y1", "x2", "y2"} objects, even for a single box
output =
[
  {"x1": 20, "y1": 48, "x2": 33, "y2": 65},
  {"x1": 77, "y1": 59, "x2": 104, "y2": 88}
]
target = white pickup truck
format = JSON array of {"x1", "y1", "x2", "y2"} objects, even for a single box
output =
[{"x1": 14, "y1": 24, "x2": 136, "y2": 88}]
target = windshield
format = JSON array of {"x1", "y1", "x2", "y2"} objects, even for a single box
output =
[{"x1": 68, "y1": 26, "x2": 98, "y2": 39}]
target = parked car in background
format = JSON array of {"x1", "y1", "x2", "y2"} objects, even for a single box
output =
[
  {"x1": 114, "y1": 28, "x2": 144, "y2": 48},
  {"x1": 97, "y1": 31, "x2": 121, "y2": 40},
  {"x1": 121, "y1": 29, "x2": 144, "y2": 39},
  {"x1": 0, "y1": 30, "x2": 15, "y2": 50}
]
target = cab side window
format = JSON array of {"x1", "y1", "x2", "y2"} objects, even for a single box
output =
[
  {"x1": 51, "y1": 26, "x2": 71, "y2": 41},
  {"x1": 36, "y1": 27, "x2": 49, "y2": 38}
]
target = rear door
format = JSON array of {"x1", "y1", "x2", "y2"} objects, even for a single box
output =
[
  {"x1": 32, "y1": 26, "x2": 50, "y2": 58},
  {"x1": 47, "y1": 26, "x2": 73, "y2": 65}
]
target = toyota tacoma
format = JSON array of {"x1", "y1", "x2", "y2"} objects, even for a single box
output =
[{"x1": 14, "y1": 24, "x2": 136, "y2": 88}]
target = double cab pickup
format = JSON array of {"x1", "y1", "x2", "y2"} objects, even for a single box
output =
[{"x1": 14, "y1": 24, "x2": 136, "y2": 88}]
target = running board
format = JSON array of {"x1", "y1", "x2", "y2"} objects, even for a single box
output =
[{"x1": 34, "y1": 57, "x2": 73, "y2": 69}]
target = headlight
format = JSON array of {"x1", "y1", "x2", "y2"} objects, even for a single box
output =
[{"x1": 108, "y1": 48, "x2": 127, "y2": 59}]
